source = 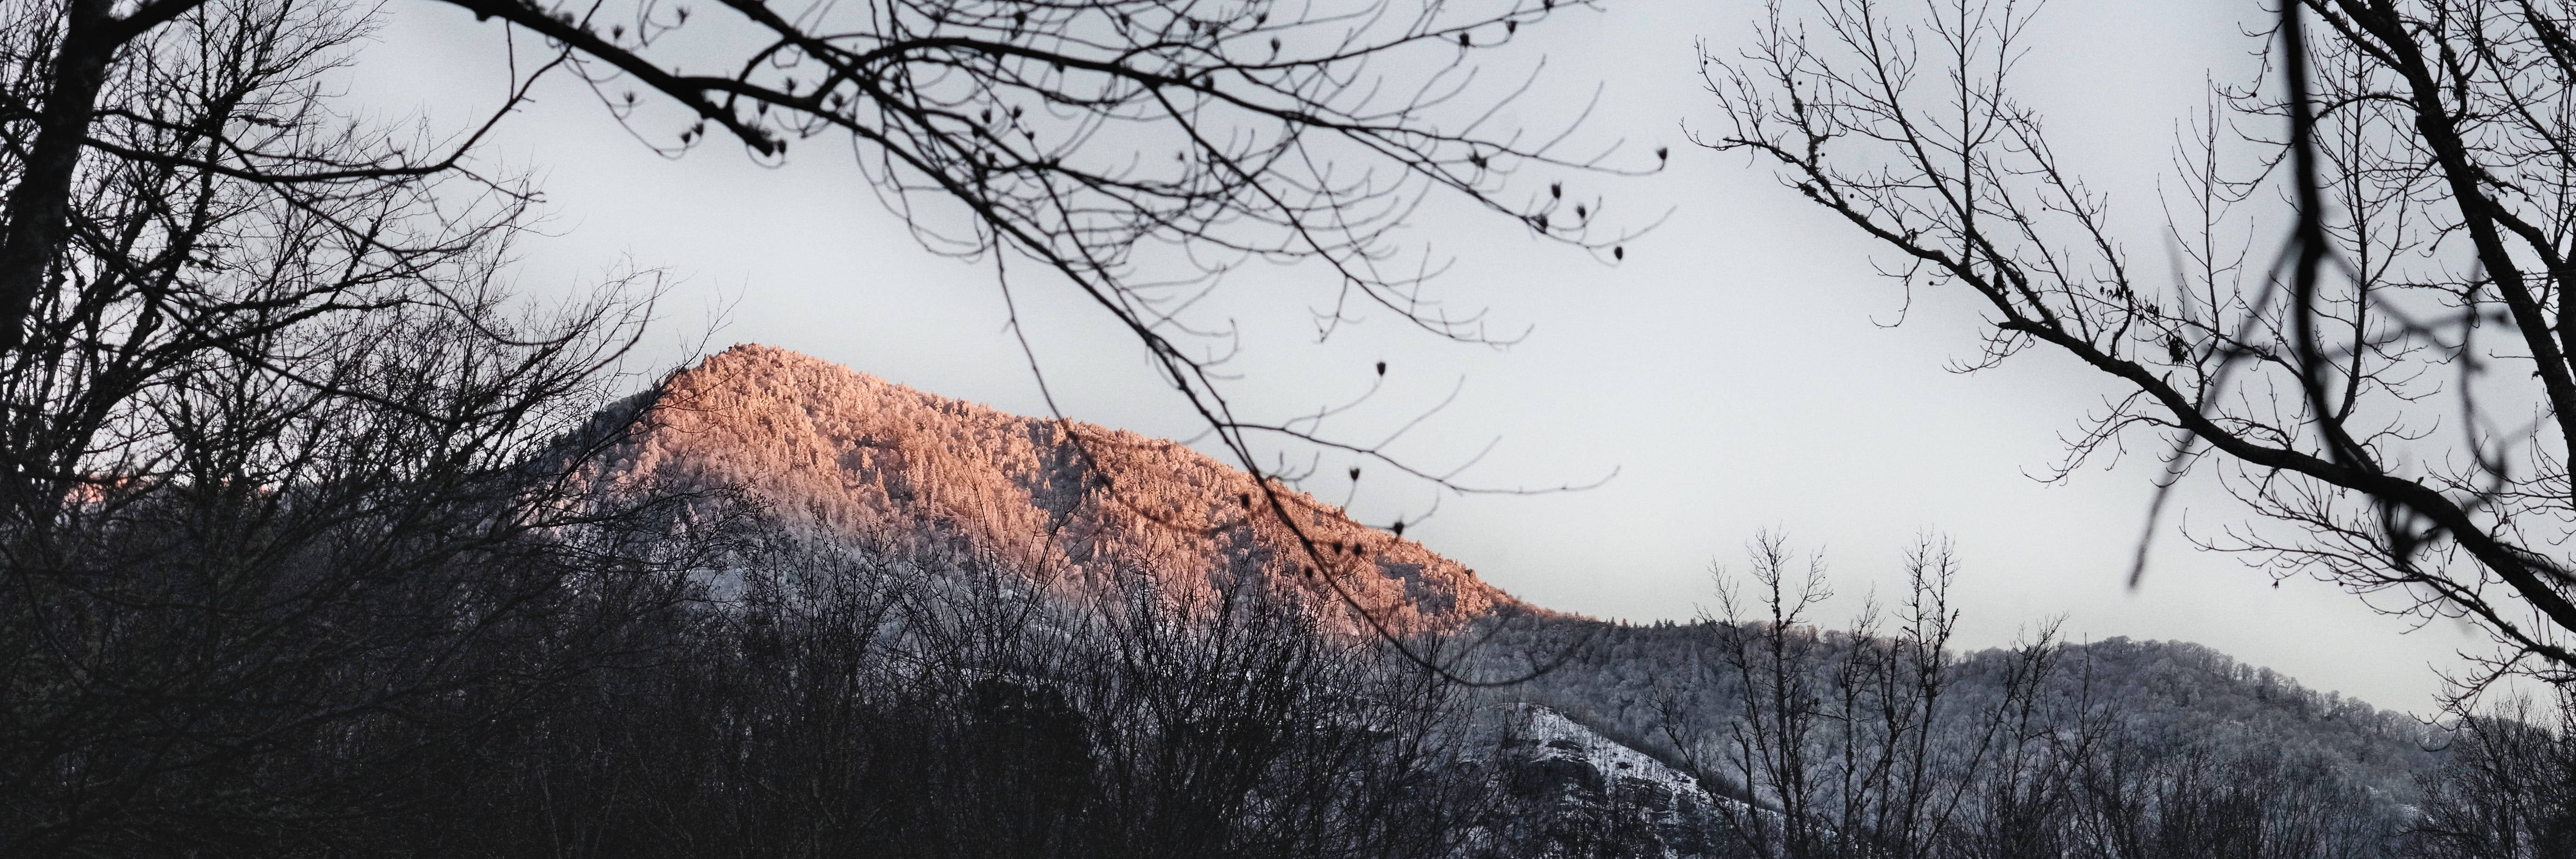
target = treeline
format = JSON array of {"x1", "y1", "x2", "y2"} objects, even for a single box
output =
[
  {"x1": 2408, "y1": 691, "x2": 2576, "y2": 859},
  {"x1": 6, "y1": 462, "x2": 1504, "y2": 859},
  {"x1": 1489, "y1": 535, "x2": 2575, "y2": 859},
  {"x1": 380, "y1": 537, "x2": 1490, "y2": 859}
]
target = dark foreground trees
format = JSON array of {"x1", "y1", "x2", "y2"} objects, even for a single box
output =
[
  {"x1": 410, "y1": 540, "x2": 1485, "y2": 859},
  {"x1": 0, "y1": 0, "x2": 1598, "y2": 852},
  {"x1": 0, "y1": 0, "x2": 738, "y2": 852},
  {"x1": 4, "y1": 0, "x2": 1646, "y2": 707},
  {"x1": 2406, "y1": 690, "x2": 2576, "y2": 859},
  {"x1": 0, "y1": 7, "x2": 1505, "y2": 834}
]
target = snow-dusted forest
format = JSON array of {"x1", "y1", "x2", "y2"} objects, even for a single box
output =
[
  {"x1": 366, "y1": 352, "x2": 2576, "y2": 858},
  {"x1": 11, "y1": 0, "x2": 2576, "y2": 855},
  {"x1": 20, "y1": 332, "x2": 2575, "y2": 857}
]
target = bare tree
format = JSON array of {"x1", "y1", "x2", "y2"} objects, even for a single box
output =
[
  {"x1": 427, "y1": 532, "x2": 1485, "y2": 859},
  {"x1": 3, "y1": 0, "x2": 1649, "y2": 675},
  {"x1": 0, "y1": 1, "x2": 750, "y2": 852},
  {"x1": 1657, "y1": 534, "x2": 2066, "y2": 859},
  {"x1": 1701, "y1": 0, "x2": 2576, "y2": 693},
  {"x1": 1638, "y1": 533, "x2": 2418, "y2": 858},
  {"x1": 2, "y1": 0, "x2": 1646, "y2": 485},
  {"x1": 0, "y1": 0, "x2": 1638, "y2": 851},
  {"x1": 2406, "y1": 691, "x2": 2576, "y2": 859}
]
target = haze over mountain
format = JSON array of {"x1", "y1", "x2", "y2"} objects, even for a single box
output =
[{"x1": 592, "y1": 344, "x2": 1532, "y2": 634}]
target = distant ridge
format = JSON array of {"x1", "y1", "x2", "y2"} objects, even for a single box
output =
[{"x1": 596, "y1": 344, "x2": 1534, "y2": 632}]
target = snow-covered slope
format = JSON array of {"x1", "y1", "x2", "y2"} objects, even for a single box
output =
[
  {"x1": 1514, "y1": 705, "x2": 1720, "y2": 808},
  {"x1": 594, "y1": 344, "x2": 1534, "y2": 633},
  {"x1": 1468, "y1": 704, "x2": 1755, "y2": 859}
]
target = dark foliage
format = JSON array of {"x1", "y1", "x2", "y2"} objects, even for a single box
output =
[
  {"x1": 2407, "y1": 691, "x2": 2576, "y2": 859},
  {"x1": 383, "y1": 537, "x2": 1486, "y2": 859}
]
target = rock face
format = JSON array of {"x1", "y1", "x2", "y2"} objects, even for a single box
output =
[{"x1": 595, "y1": 344, "x2": 1533, "y2": 633}]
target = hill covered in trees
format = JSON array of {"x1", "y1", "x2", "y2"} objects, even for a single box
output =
[
  {"x1": 1513, "y1": 625, "x2": 2439, "y2": 797},
  {"x1": 1502, "y1": 622, "x2": 2448, "y2": 855},
  {"x1": 549, "y1": 345, "x2": 2535, "y2": 859},
  {"x1": 590, "y1": 344, "x2": 1533, "y2": 635},
  {"x1": 25, "y1": 340, "x2": 2554, "y2": 857}
]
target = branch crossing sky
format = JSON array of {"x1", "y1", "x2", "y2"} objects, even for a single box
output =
[{"x1": 355, "y1": 0, "x2": 2485, "y2": 711}]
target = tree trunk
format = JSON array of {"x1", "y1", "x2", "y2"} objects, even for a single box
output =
[{"x1": 0, "y1": 0, "x2": 118, "y2": 354}]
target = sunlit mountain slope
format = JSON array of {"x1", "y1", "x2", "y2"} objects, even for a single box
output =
[{"x1": 593, "y1": 344, "x2": 1533, "y2": 633}]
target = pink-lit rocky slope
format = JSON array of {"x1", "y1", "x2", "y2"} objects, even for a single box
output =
[{"x1": 594, "y1": 345, "x2": 1535, "y2": 633}]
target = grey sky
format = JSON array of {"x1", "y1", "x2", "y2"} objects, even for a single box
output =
[{"x1": 358, "y1": 0, "x2": 2486, "y2": 712}]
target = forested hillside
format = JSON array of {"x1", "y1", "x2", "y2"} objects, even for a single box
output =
[
  {"x1": 590, "y1": 344, "x2": 1532, "y2": 635},
  {"x1": 1511, "y1": 625, "x2": 2439, "y2": 802},
  {"x1": 25, "y1": 0, "x2": 2576, "y2": 849},
  {"x1": 22, "y1": 340, "x2": 2563, "y2": 857},
  {"x1": 558, "y1": 346, "x2": 2576, "y2": 859},
  {"x1": 590, "y1": 346, "x2": 2565, "y2": 859},
  {"x1": 566, "y1": 346, "x2": 2574, "y2": 859}
]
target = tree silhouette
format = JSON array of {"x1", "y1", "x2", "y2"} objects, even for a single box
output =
[
  {"x1": 3, "y1": 0, "x2": 1645, "y2": 666},
  {"x1": 1704, "y1": 0, "x2": 2576, "y2": 694}
]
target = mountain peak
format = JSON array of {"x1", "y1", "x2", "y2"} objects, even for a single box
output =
[{"x1": 606, "y1": 344, "x2": 1534, "y2": 632}]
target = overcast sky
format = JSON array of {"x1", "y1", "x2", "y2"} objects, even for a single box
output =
[{"x1": 359, "y1": 0, "x2": 2492, "y2": 712}]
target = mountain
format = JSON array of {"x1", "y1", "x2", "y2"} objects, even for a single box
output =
[
  {"x1": 1502, "y1": 622, "x2": 2442, "y2": 798},
  {"x1": 581, "y1": 345, "x2": 2460, "y2": 857},
  {"x1": 590, "y1": 344, "x2": 1531, "y2": 634}
]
